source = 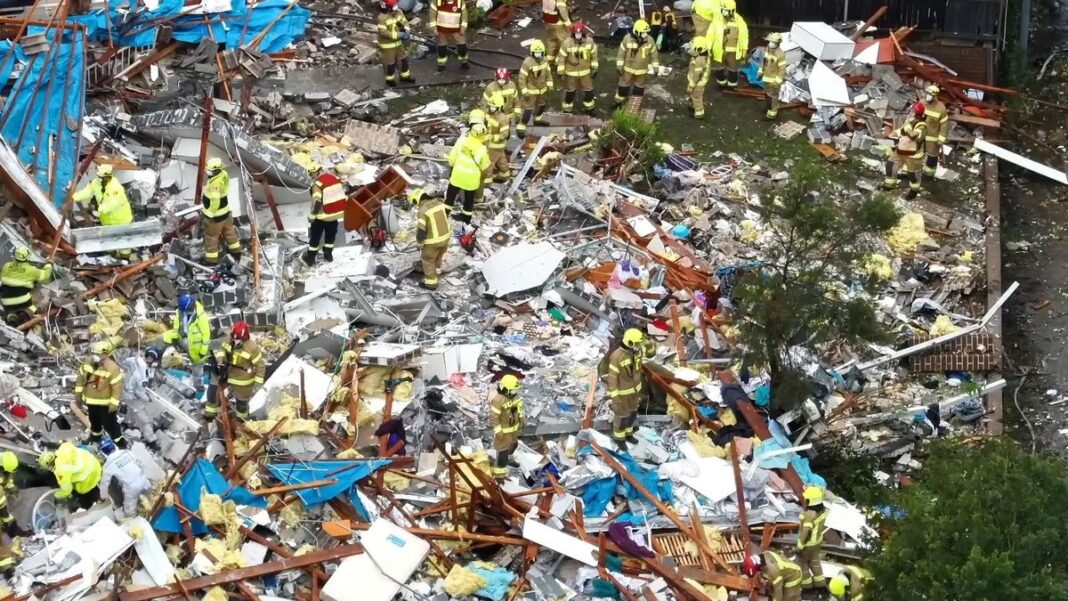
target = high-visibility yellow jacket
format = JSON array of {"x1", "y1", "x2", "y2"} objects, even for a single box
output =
[
  {"x1": 710, "y1": 14, "x2": 749, "y2": 61},
  {"x1": 541, "y1": 0, "x2": 569, "y2": 25},
  {"x1": 431, "y1": 0, "x2": 467, "y2": 33},
  {"x1": 214, "y1": 338, "x2": 265, "y2": 388},
  {"x1": 923, "y1": 99, "x2": 950, "y2": 144},
  {"x1": 762, "y1": 46, "x2": 786, "y2": 85},
  {"x1": 482, "y1": 80, "x2": 519, "y2": 115},
  {"x1": 837, "y1": 565, "x2": 873, "y2": 601},
  {"x1": 75, "y1": 356, "x2": 124, "y2": 408},
  {"x1": 74, "y1": 177, "x2": 133, "y2": 226},
  {"x1": 764, "y1": 551, "x2": 803, "y2": 601},
  {"x1": 486, "y1": 112, "x2": 511, "y2": 150},
  {"x1": 556, "y1": 37, "x2": 598, "y2": 76},
  {"x1": 691, "y1": 0, "x2": 721, "y2": 22},
  {"x1": 0, "y1": 260, "x2": 52, "y2": 308},
  {"x1": 447, "y1": 134, "x2": 491, "y2": 191},
  {"x1": 164, "y1": 302, "x2": 212, "y2": 363},
  {"x1": 687, "y1": 53, "x2": 711, "y2": 89},
  {"x1": 617, "y1": 33, "x2": 659, "y2": 75},
  {"x1": 519, "y1": 56, "x2": 553, "y2": 96},
  {"x1": 202, "y1": 170, "x2": 230, "y2": 219},
  {"x1": 53, "y1": 442, "x2": 102, "y2": 499},
  {"x1": 798, "y1": 507, "x2": 829, "y2": 549},
  {"x1": 378, "y1": 10, "x2": 409, "y2": 50},
  {"x1": 417, "y1": 197, "x2": 451, "y2": 246}
]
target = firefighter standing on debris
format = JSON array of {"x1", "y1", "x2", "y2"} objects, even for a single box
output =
[
  {"x1": 710, "y1": 0, "x2": 748, "y2": 88},
  {"x1": 686, "y1": 36, "x2": 712, "y2": 118},
  {"x1": 490, "y1": 374, "x2": 524, "y2": 478},
  {"x1": 378, "y1": 0, "x2": 415, "y2": 86},
  {"x1": 614, "y1": 19, "x2": 659, "y2": 110},
  {"x1": 517, "y1": 40, "x2": 553, "y2": 136},
  {"x1": 0, "y1": 453, "x2": 18, "y2": 576},
  {"x1": 39, "y1": 442, "x2": 103, "y2": 509},
  {"x1": 201, "y1": 157, "x2": 242, "y2": 266},
  {"x1": 606, "y1": 328, "x2": 650, "y2": 446},
  {"x1": 73, "y1": 164, "x2": 134, "y2": 258},
  {"x1": 542, "y1": 0, "x2": 571, "y2": 67},
  {"x1": 690, "y1": 0, "x2": 720, "y2": 37},
  {"x1": 75, "y1": 340, "x2": 126, "y2": 448},
  {"x1": 302, "y1": 163, "x2": 347, "y2": 266},
  {"x1": 0, "y1": 247, "x2": 52, "y2": 327},
  {"x1": 485, "y1": 95, "x2": 513, "y2": 182},
  {"x1": 797, "y1": 486, "x2": 830, "y2": 590},
  {"x1": 430, "y1": 0, "x2": 469, "y2": 71},
  {"x1": 98, "y1": 436, "x2": 149, "y2": 518},
  {"x1": 922, "y1": 85, "x2": 949, "y2": 178},
  {"x1": 482, "y1": 68, "x2": 520, "y2": 120},
  {"x1": 557, "y1": 22, "x2": 598, "y2": 114},
  {"x1": 884, "y1": 102, "x2": 927, "y2": 200},
  {"x1": 206, "y1": 321, "x2": 264, "y2": 421},
  {"x1": 446, "y1": 110, "x2": 492, "y2": 224},
  {"x1": 744, "y1": 550, "x2": 804, "y2": 601},
  {"x1": 409, "y1": 188, "x2": 451, "y2": 290},
  {"x1": 164, "y1": 293, "x2": 212, "y2": 392},
  {"x1": 760, "y1": 33, "x2": 786, "y2": 120},
  {"x1": 828, "y1": 566, "x2": 873, "y2": 601}
]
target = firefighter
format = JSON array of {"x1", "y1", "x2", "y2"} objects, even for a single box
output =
[
  {"x1": 760, "y1": 33, "x2": 786, "y2": 120},
  {"x1": 0, "y1": 454, "x2": 16, "y2": 575},
  {"x1": 883, "y1": 102, "x2": 927, "y2": 200},
  {"x1": 485, "y1": 95, "x2": 512, "y2": 183},
  {"x1": 38, "y1": 442, "x2": 103, "y2": 509},
  {"x1": 98, "y1": 436, "x2": 149, "y2": 518},
  {"x1": 797, "y1": 486, "x2": 830, "y2": 589},
  {"x1": 685, "y1": 36, "x2": 712, "y2": 118},
  {"x1": 489, "y1": 374, "x2": 524, "y2": 478},
  {"x1": 557, "y1": 22, "x2": 598, "y2": 114},
  {"x1": 75, "y1": 340, "x2": 125, "y2": 448},
  {"x1": 206, "y1": 321, "x2": 265, "y2": 421},
  {"x1": 0, "y1": 247, "x2": 52, "y2": 327},
  {"x1": 710, "y1": 0, "x2": 748, "y2": 88},
  {"x1": 828, "y1": 566, "x2": 873, "y2": 601},
  {"x1": 430, "y1": 0, "x2": 469, "y2": 71},
  {"x1": 482, "y1": 68, "x2": 520, "y2": 120},
  {"x1": 690, "y1": 0, "x2": 720, "y2": 37},
  {"x1": 73, "y1": 164, "x2": 134, "y2": 258},
  {"x1": 201, "y1": 157, "x2": 241, "y2": 266},
  {"x1": 0, "y1": 453, "x2": 17, "y2": 495},
  {"x1": 606, "y1": 327, "x2": 650, "y2": 446},
  {"x1": 922, "y1": 84, "x2": 949, "y2": 177},
  {"x1": 163, "y1": 293, "x2": 212, "y2": 392},
  {"x1": 302, "y1": 164, "x2": 347, "y2": 266},
  {"x1": 542, "y1": 0, "x2": 571, "y2": 66},
  {"x1": 614, "y1": 19, "x2": 659, "y2": 109},
  {"x1": 378, "y1": 0, "x2": 415, "y2": 86},
  {"x1": 517, "y1": 40, "x2": 553, "y2": 136},
  {"x1": 446, "y1": 110, "x2": 492, "y2": 224},
  {"x1": 409, "y1": 188, "x2": 451, "y2": 290},
  {"x1": 743, "y1": 551, "x2": 803, "y2": 601},
  {"x1": 649, "y1": 4, "x2": 680, "y2": 51}
]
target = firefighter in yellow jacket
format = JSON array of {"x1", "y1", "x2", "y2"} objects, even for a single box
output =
[
  {"x1": 75, "y1": 340, "x2": 126, "y2": 447},
  {"x1": 201, "y1": 157, "x2": 241, "y2": 265},
  {"x1": 690, "y1": 0, "x2": 720, "y2": 37},
  {"x1": 410, "y1": 188, "x2": 451, "y2": 289},
  {"x1": 73, "y1": 164, "x2": 134, "y2": 257},
  {"x1": 710, "y1": 0, "x2": 748, "y2": 88},
  {"x1": 922, "y1": 85, "x2": 949, "y2": 177},
  {"x1": 38, "y1": 443, "x2": 103, "y2": 508},
  {"x1": 164, "y1": 294, "x2": 213, "y2": 392},
  {"x1": 490, "y1": 374, "x2": 524, "y2": 478},
  {"x1": 614, "y1": 19, "x2": 659, "y2": 109},
  {"x1": 485, "y1": 95, "x2": 512, "y2": 182},
  {"x1": 518, "y1": 40, "x2": 553, "y2": 136},
  {"x1": 430, "y1": 0, "x2": 469, "y2": 71},
  {"x1": 557, "y1": 22, "x2": 598, "y2": 114},
  {"x1": 744, "y1": 551, "x2": 803, "y2": 601},
  {"x1": 446, "y1": 111, "x2": 492, "y2": 224},
  {"x1": 797, "y1": 486, "x2": 830, "y2": 589},
  {"x1": 482, "y1": 68, "x2": 520, "y2": 121},
  {"x1": 760, "y1": 33, "x2": 786, "y2": 119},
  {"x1": 378, "y1": 0, "x2": 415, "y2": 86},
  {"x1": 828, "y1": 566, "x2": 873, "y2": 601},
  {"x1": 686, "y1": 36, "x2": 712, "y2": 118},
  {"x1": 884, "y1": 102, "x2": 928, "y2": 200},
  {"x1": 206, "y1": 321, "x2": 265, "y2": 420},
  {"x1": 0, "y1": 246, "x2": 52, "y2": 326},
  {"x1": 0, "y1": 453, "x2": 17, "y2": 575},
  {"x1": 541, "y1": 0, "x2": 571, "y2": 66},
  {"x1": 606, "y1": 328, "x2": 650, "y2": 445}
]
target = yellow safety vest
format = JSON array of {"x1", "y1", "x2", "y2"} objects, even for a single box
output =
[
  {"x1": 202, "y1": 171, "x2": 231, "y2": 218},
  {"x1": 0, "y1": 260, "x2": 50, "y2": 307},
  {"x1": 448, "y1": 134, "x2": 490, "y2": 191}
]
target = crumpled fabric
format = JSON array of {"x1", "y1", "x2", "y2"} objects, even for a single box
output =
[
  {"x1": 443, "y1": 564, "x2": 487, "y2": 596},
  {"x1": 607, "y1": 523, "x2": 654, "y2": 557}
]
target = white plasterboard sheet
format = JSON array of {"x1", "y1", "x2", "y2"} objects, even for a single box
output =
[
  {"x1": 71, "y1": 219, "x2": 165, "y2": 253},
  {"x1": 522, "y1": 517, "x2": 598, "y2": 566},
  {"x1": 126, "y1": 517, "x2": 175, "y2": 586},
  {"x1": 419, "y1": 344, "x2": 483, "y2": 380},
  {"x1": 303, "y1": 246, "x2": 376, "y2": 292},
  {"x1": 241, "y1": 541, "x2": 270, "y2": 566},
  {"x1": 808, "y1": 61, "x2": 851, "y2": 107},
  {"x1": 362, "y1": 342, "x2": 421, "y2": 361},
  {"x1": 481, "y1": 241, "x2": 566, "y2": 297},
  {"x1": 322, "y1": 519, "x2": 430, "y2": 601},
  {"x1": 826, "y1": 500, "x2": 877, "y2": 542},
  {"x1": 661, "y1": 457, "x2": 736, "y2": 502},
  {"x1": 284, "y1": 295, "x2": 349, "y2": 334},
  {"x1": 628, "y1": 215, "x2": 658, "y2": 238},
  {"x1": 974, "y1": 138, "x2": 1068, "y2": 185},
  {"x1": 249, "y1": 355, "x2": 333, "y2": 414},
  {"x1": 790, "y1": 22, "x2": 855, "y2": 60},
  {"x1": 854, "y1": 43, "x2": 880, "y2": 65},
  {"x1": 52, "y1": 517, "x2": 135, "y2": 601}
]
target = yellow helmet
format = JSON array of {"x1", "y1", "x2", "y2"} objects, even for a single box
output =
[
  {"x1": 470, "y1": 123, "x2": 487, "y2": 138},
  {"x1": 307, "y1": 161, "x2": 322, "y2": 174},
  {"x1": 622, "y1": 327, "x2": 644, "y2": 348},
  {"x1": 721, "y1": 0, "x2": 736, "y2": 11},
  {"x1": 803, "y1": 486, "x2": 824, "y2": 504},
  {"x1": 633, "y1": 19, "x2": 650, "y2": 34},
  {"x1": 91, "y1": 340, "x2": 114, "y2": 355},
  {"x1": 531, "y1": 39, "x2": 546, "y2": 55},
  {"x1": 1, "y1": 451, "x2": 17, "y2": 473},
  {"x1": 768, "y1": 32, "x2": 782, "y2": 44},
  {"x1": 499, "y1": 374, "x2": 521, "y2": 393},
  {"x1": 37, "y1": 451, "x2": 55, "y2": 470},
  {"x1": 468, "y1": 108, "x2": 486, "y2": 126},
  {"x1": 13, "y1": 247, "x2": 30, "y2": 262},
  {"x1": 487, "y1": 94, "x2": 506, "y2": 111},
  {"x1": 925, "y1": 84, "x2": 940, "y2": 96},
  {"x1": 408, "y1": 188, "x2": 427, "y2": 206},
  {"x1": 97, "y1": 164, "x2": 114, "y2": 177},
  {"x1": 206, "y1": 157, "x2": 224, "y2": 171},
  {"x1": 691, "y1": 36, "x2": 710, "y2": 52},
  {"x1": 828, "y1": 574, "x2": 849, "y2": 598}
]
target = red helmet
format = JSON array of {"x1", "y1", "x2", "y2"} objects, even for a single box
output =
[
  {"x1": 742, "y1": 555, "x2": 762, "y2": 577},
  {"x1": 912, "y1": 101, "x2": 926, "y2": 117},
  {"x1": 231, "y1": 321, "x2": 250, "y2": 341},
  {"x1": 570, "y1": 21, "x2": 585, "y2": 34},
  {"x1": 494, "y1": 67, "x2": 510, "y2": 81},
  {"x1": 381, "y1": 0, "x2": 398, "y2": 7}
]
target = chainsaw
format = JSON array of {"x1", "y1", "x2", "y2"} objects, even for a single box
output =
[{"x1": 458, "y1": 224, "x2": 479, "y2": 255}]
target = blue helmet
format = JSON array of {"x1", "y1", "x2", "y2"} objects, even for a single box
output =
[
  {"x1": 99, "y1": 436, "x2": 116, "y2": 455},
  {"x1": 178, "y1": 294, "x2": 196, "y2": 313}
]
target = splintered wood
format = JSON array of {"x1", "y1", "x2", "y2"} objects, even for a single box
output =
[{"x1": 652, "y1": 531, "x2": 747, "y2": 567}]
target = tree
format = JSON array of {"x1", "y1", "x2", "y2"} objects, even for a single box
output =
[
  {"x1": 866, "y1": 438, "x2": 1068, "y2": 601},
  {"x1": 731, "y1": 166, "x2": 899, "y2": 413}
]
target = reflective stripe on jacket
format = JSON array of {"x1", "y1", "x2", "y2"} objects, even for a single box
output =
[
  {"x1": 418, "y1": 198, "x2": 451, "y2": 246},
  {"x1": 378, "y1": 12, "x2": 408, "y2": 49},
  {"x1": 762, "y1": 47, "x2": 786, "y2": 85},
  {"x1": 312, "y1": 173, "x2": 346, "y2": 221},
  {"x1": 74, "y1": 357, "x2": 124, "y2": 407},
  {"x1": 711, "y1": 14, "x2": 749, "y2": 61},
  {"x1": 164, "y1": 301, "x2": 212, "y2": 363},
  {"x1": 432, "y1": 0, "x2": 467, "y2": 32},
  {"x1": 923, "y1": 100, "x2": 950, "y2": 143},
  {"x1": 489, "y1": 392, "x2": 524, "y2": 435},
  {"x1": 202, "y1": 171, "x2": 231, "y2": 218},
  {"x1": 542, "y1": 0, "x2": 569, "y2": 24},
  {"x1": 556, "y1": 38, "x2": 598, "y2": 76},
  {"x1": 53, "y1": 442, "x2": 103, "y2": 499},
  {"x1": 617, "y1": 33, "x2": 659, "y2": 74},
  {"x1": 0, "y1": 261, "x2": 51, "y2": 307},
  {"x1": 607, "y1": 346, "x2": 645, "y2": 400},
  {"x1": 448, "y1": 134, "x2": 491, "y2": 190},
  {"x1": 687, "y1": 54, "x2": 711, "y2": 88},
  {"x1": 214, "y1": 338, "x2": 265, "y2": 387},
  {"x1": 798, "y1": 508, "x2": 829, "y2": 548},
  {"x1": 519, "y1": 56, "x2": 552, "y2": 95}
]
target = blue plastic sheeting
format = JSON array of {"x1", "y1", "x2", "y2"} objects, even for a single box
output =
[
  {"x1": 266, "y1": 460, "x2": 390, "y2": 508},
  {"x1": 754, "y1": 434, "x2": 827, "y2": 488},
  {"x1": 153, "y1": 459, "x2": 266, "y2": 535},
  {"x1": 469, "y1": 564, "x2": 516, "y2": 601},
  {"x1": 581, "y1": 478, "x2": 616, "y2": 517},
  {"x1": 0, "y1": 27, "x2": 85, "y2": 204},
  {"x1": 616, "y1": 451, "x2": 673, "y2": 504}
]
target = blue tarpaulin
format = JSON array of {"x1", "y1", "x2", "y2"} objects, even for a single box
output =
[
  {"x1": 0, "y1": 27, "x2": 85, "y2": 204},
  {"x1": 578, "y1": 450, "x2": 672, "y2": 517},
  {"x1": 266, "y1": 460, "x2": 390, "y2": 518},
  {"x1": 758, "y1": 425, "x2": 827, "y2": 488},
  {"x1": 469, "y1": 564, "x2": 516, "y2": 601},
  {"x1": 153, "y1": 459, "x2": 266, "y2": 535},
  {"x1": 581, "y1": 477, "x2": 616, "y2": 517}
]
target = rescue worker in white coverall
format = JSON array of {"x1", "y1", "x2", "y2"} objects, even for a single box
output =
[{"x1": 98, "y1": 436, "x2": 150, "y2": 518}]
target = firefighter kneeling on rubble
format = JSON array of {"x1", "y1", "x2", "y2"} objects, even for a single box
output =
[
  {"x1": 164, "y1": 293, "x2": 212, "y2": 393},
  {"x1": 206, "y1": 321, "x2": 265, "y2": 421},
  {"x1": 409, "y1": 188, "x2": 451, "y2": 290},
  {"x1": 0, "y1": 246, "x2": 52, "y2": 327},
  {"x1": 75, "y1": 340, "x2": 126, "y2": 448},
  {"x1": 490, "y1": 374, "x2": 524, "y2": 478},
  {"x1": 606, "y1": 328, "x2": 651, "y2": 447},
  {"x1": 73, "y1": 165, "x2": 134, "y2": 259},
  {"x1": 744, "y1": 549, "x2": 804, "y2": 601},
  {"x1": 38, "y1": 442, "x2": 103, "y2": 510},
  {"x1": 883, "y1": 102, "x2": 927, "y2": 200},
  {"x1": 828, "y1": 566, "x2": 873, "y2": 601}
]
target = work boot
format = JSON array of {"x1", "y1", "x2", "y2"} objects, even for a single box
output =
[
  {"x1": 301, "y1": 250, "x2": 316, "y2": 267},
  {"x1": 323, "y1": 248, "x2": 334, "y2": 262},
  {"x1": 904, "y1": 189, "x2": 919, "y2": 200},
  {"x1": 385, "y1": 78, "x2": 397, "y2": 87},
  {"x1": 437, "y1": 64, "x2": 446, "y2": 73},
  {"x1": 460, "y1": 60, "x2": 470, "y2": 71}
]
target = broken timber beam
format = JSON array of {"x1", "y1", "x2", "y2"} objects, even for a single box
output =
[
  {"x1": 252, "y1": 479, "x2": 338, "y2": 496},
  {"x1": 85, "y1": 254, "x2": 165, "y2": 298}
]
